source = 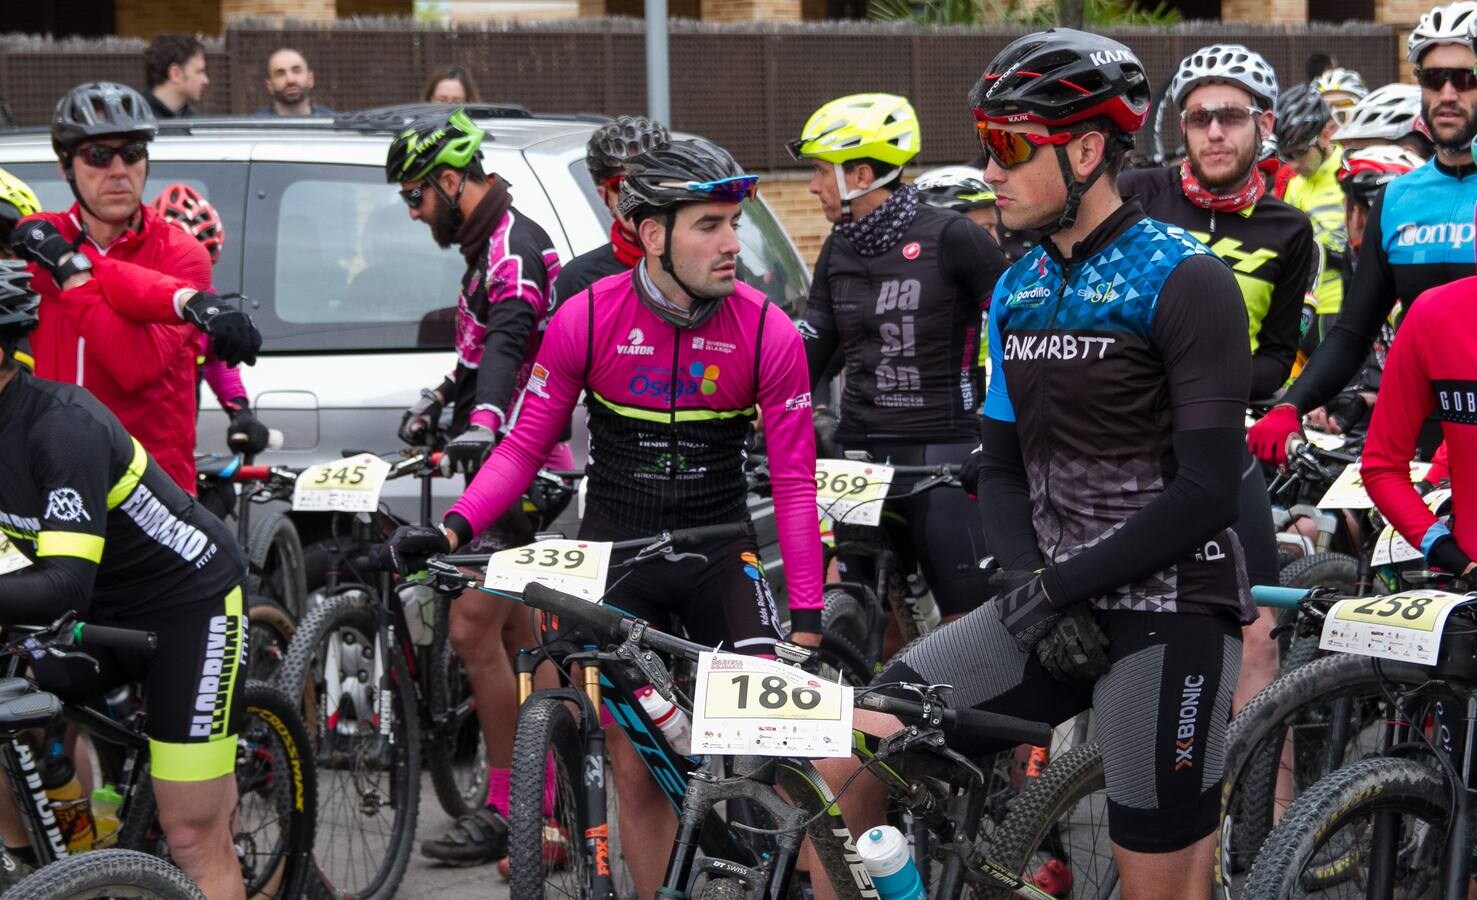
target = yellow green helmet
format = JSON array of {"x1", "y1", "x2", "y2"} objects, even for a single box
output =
[
  {"x1": 0, "y1": 167, "x2": 40, "y2": 245},
  {"x1": 787, "y1": 93, "x2": 921, "y2": 168}
]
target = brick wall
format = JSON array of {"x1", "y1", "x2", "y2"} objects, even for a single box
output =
[
  {"x1": 220, "y1": 0, "x2": 337, "y2": 24},
  {"x1": 700, "y1": 0, "x2": 802, "y2": 21},
  {"x1": 116, "y1": 0, "x2": 222, "y2": 38},
  {"x1": 757, "y1": 165, "x2": 936, "y2": 269},
  {"x1": 337, "y1": 0, "x2": 414, "y2": 15},
  {"x1": 1221, "y1": 0, "x2": 1308, "y2": 24}
]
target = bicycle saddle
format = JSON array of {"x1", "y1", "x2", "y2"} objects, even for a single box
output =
[{"x1": 0, "y1": 691, "x2": 61, "y2": 733}]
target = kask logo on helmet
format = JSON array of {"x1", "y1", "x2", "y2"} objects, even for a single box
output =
[{"x1": 1090, "y1": 49, "x2": 1136, "y2": 67}]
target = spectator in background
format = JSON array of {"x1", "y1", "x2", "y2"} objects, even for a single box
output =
[
  {"x1": 255, "y1": 48, "x2": 332, "y2": 117},
  {"x1": 423, "y1": 65, "x2": 481, "y2": 105},
  {"x1": 144, "y1": 34, "x2": 208, "y2": 119}
]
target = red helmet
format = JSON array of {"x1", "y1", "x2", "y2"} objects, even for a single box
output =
[
  {"x1": 1337, "y1": 145, "x2": 1423, "y2": 208},
  {"x1": 151, "y1": 182, "x2": 224, "y2": 264}
]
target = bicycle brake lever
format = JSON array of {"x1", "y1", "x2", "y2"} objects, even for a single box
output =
[
  {"x1": 45, "y1": 646, "x2": 102, "y2": 673},
  {"x1": 613, "y1": 622, "x2": 678, "y2": 699},
  {"x1": 661, "y1": 551, "x2": 708, "y2": 565}
]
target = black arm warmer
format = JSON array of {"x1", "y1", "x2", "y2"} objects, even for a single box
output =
[
  {"x1": 0, "y1": 555, "x2": 96, "y2": 625},
  {"x1": 1043, "y1": 427, "x2": 1243, "y2": 606},
  {"x1": 977, "y1": 416, "x2": 1045, "y2": 572},
  {"x1": 475, "y1": 300, "x2": 539, "y2": 418}
]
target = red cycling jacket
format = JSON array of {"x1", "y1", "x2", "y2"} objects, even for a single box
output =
[
  {"x1": 20, "y1": 205, "x2": 210, "y2": 494},
  {"x1": 1363, "y1": 276, "x2": 1477, "y2": 565}
]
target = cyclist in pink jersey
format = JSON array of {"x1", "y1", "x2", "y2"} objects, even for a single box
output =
[{"x1": 380, "y1": 138, "x2": 822, "y2": 897}]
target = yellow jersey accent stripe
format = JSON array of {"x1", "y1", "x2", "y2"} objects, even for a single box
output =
[
  {"x1": 35, "y1": 531, "x2": 104, "y2": 563},
  {"x1": 107, "y1": 438, "x2": 148, "y2": 510},
  {"x1": 589, "y1": 391, "x2": 754, "y2": 423}
]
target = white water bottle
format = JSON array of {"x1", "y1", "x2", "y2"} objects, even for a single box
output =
[
  {"x1": 635, "y1": 685, "x2": 692, "y2": 756},
  {"x1": 857, "y1": 826, "x2": 925, "y2": 900}
]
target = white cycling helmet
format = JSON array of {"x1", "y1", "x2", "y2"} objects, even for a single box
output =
[
  {"x1": 1313, "y1": 67, "x2": 1370, "y2": 100},
  {"x1": 1407, "y1": 1, "x2": 1477, "y2": 65},
  {"x1": 1332, "y1": 83, "x2": 1423, "y2": 142},
  {"x1": 1169, "y1": 44, "x2": 1279, "y2": 112}
]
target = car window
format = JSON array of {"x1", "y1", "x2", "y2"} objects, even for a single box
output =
[
  {"x1": 564, "y1": 159, "x2": 809, "y2": 316},
  {"x1": 244, "y1": 162, "x2": 463, "y2": 352},
  {"x1": 1, "y1": 161, "x2": 247, "y2": 295}
]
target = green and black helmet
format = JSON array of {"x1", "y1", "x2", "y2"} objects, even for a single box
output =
[
  {"x1": 385, "y1": 107, "x2": 485, "y2": 184},
  {"x1": 0, "y1": 260, "x2": 40, "y2": 336}
]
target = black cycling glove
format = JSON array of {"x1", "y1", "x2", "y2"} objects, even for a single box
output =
[
  {"x1": 374, "y1": 524, "x2": 451, "y2": 575},
  {"x1": 183, "y1": 291, "x2": 263, "y2": 368},
  {"x1": 225, "y1": 400, "x2": 271, "y2": 456},
  {"x1": 1427, "y1": 535, "x2": 1474, "y2": 576},
  {"x1": 992, "y1": 568, "x2": 1066, "y2": 653},
  {"x1": 959, "y1": 445, "x2": 983, "y2": 500},
  {"x1": 399, "y1": 388, "x2": 445, "y2": 446},
  {"x1": 812, "y1": 407, "x2": 840, "y2": 459},
  {"x1": 1033, "y1": 606, "x2": 1110, "y2": 688},
  {"x1": 10, "y1": 219, "x2": 78, "y2": 276},
  {"x1": 445, "y1": 425, "x2": 497, "y2": 474},
  {"x1": 1324, "y1": 391, "x2": 1369, "y2": 434}
]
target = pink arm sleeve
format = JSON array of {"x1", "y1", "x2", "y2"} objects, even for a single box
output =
[
  {"x1": 201, "y1": 336, "x2": 248, "y2": 407},
  {"x1": 446, "y1": 301, "x2": 589, "y2": 537},
  {"x1": 754, "y1": 312, "x2": 823, "y2": 618}
]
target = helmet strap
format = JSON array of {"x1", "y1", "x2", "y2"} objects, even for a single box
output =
[
  {"x1": 657, "y1": 210, "x2": 725, "y2": 328},
  {"x1": 1042, "y1": 142, "x2": 1108, "y2": 236},
  {"x1": 430, "y1": 169, "x2": 470, "y2": 230},
  {"x1": 834, "y1": 163, "x2": 902, "y2": 223}
]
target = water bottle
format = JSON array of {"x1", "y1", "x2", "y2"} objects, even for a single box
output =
[
  {"x1": 38, "y1": 754, "x2": 95, "y2": 851},
  {"x1": 904, "y1": 574, "x2": 941, "y2": 633},
  {"x1": 857, "y1": 826, "x2": 924, "y2": 900},
  {"x1": 90, "y1": 785, "x2": 123, "y2": 848},
  {"x1": 397, "y1": 580, "x2": 438, "y2": 646},
  {"x1": 635, "y1": 685, "x2": 692, "y2": 756}
]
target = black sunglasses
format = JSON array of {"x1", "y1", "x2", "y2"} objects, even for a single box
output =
[
  {"x1": 1416, "y1": 66, "x2": 1477, "y2": 92},
  {"x1": 77, "y1": 141, "x2": 149, "y2": 168},
  {"x1": 398, "y1": 183, "x2": 428, "y2": 209}
]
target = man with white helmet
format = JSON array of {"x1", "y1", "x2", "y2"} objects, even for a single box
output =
[
  {"x1": 1119, "y1": 43, "x2": 1317, "y2": 712},
  {"x1": 1333, "y1": 82, "x2": 1433, "y2": 156},
  {"x1": 1313, "y1": 66, "x2": 1370, "y2": 127},
  {"x1": 791, "y1": 95, "x2": 1007, "y2": 635},
  {"x1": 1250, "y1": 1, "x2": 1477, "y2": 458},
  {"x1": 914, "y1": 165, "x2": 1000, "y2": 240}
]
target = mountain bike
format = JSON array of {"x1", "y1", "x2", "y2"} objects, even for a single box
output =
[{"x1": 0, "y1": 614, "x2": 314, "y2": 899}]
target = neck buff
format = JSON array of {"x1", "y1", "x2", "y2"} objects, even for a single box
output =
[
  {"x1": 1179, "y1": 157, "x2": 1265, "y2": 213},
  {"x1": 610, "y1": 220, "x2": 643, "y2": 268},
  {"x1": 835, "y1": 184, "x2": 920, "y2": 257}
]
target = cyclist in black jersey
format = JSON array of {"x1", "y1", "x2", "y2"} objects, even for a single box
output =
[
  {"x1": 811, "y1": 31, "x2": 1250, "y2": 900},
  {"x1": 1250, "y1": 1, "x2": 1477, "y2": 462},
  {"x1": 0, "y1": 261, "x2": 248, "y2": 898},
  {"x1": 1118, "y1": 42, "x2": 1315, "y2": 717},
  {"x1": 792, "y1": 93, "x2": 1007, "y2": 630},
  {"x1": 550, "y1": 115, "x2": 670, "y2": 307}
]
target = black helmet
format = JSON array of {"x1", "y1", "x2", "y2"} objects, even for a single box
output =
[
  {"x1": 617, "y1": 139, "x2": 755, "y2": 223},
  {"x1": 969, "y1": 28, "x2": 1151, "y2": 134},
  {"x1": 1274, "y1": 82, "x2": 1331, "y2": 157},
  {"x1": 0, "y1": 260, "x2": 40, "y2": 337},
  {"x1": 51, "y1": 82, "x2": 157, "y2": 162},
  {"x1": 587, "y1": 116, "x2": 670, "y2": 183}
]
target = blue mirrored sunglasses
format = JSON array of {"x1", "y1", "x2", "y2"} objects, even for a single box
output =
[{"x1": 683, "y1": 175, "x2": 760, "y2": 203}]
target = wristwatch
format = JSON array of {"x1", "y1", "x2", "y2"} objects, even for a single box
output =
[{"x1": 52, "y1": 252, "x2": 93, "y2": 287}]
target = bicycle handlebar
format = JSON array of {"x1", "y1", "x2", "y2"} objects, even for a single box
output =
[
  {"x1": 74, "y1": 623, "x2": 158, "y2": 654},
  {"x1": 854, "y1": 692, "x2": 1051, "y2": 747},
  {"x1": 1251, "y1": 584, "x2": 1311, "y2": 609}
]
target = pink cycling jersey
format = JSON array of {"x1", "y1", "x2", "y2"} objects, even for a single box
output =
[{"x1": 446, "y1": 269, "x2": 823, "y2": 617}]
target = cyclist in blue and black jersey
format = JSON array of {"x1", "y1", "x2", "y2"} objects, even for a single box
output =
[
  {"x1": 813, "y1": 30, "x2": 1252, "y2": 900},
  {"x1": 0, "y1": 261, "x2": 248, "y2": 899},
  {"x1": 1251, "y1": 0, "x2": 1477, "y2": 460}
]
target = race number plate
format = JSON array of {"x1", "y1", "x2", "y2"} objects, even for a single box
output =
[
  {"x1": 0, "y1": 536, "x2": 30, "y2": 575},
  {"x1": 1369, "y1": 489, "x2": 1453, "y2": 567},
  {"x1": 1303, "y1": 430, "x2": 1346, "y2": 451},
  {"x1": 692, "y1": 652, "x2": 853, "y2": 758},
  {"x1": 484, "y1": 539, "x2": 612, "y2": 602},
  {"x1": 1316, "y1": 461, "x2": 1431, "y2": 509},
  {"x1": 1319, "y1": 590, "x2": 1467, "y2": 665},
  {"x1": 814, "y1": 459, "x2": 894, "y2": 527},
  {"x1": 292, "y1": 454, "x2": 392, "y2": 513}
]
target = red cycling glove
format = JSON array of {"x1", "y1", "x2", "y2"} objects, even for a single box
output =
[{"x1": 1248, "y1": 404, "x2": 1301, "y2": 468}]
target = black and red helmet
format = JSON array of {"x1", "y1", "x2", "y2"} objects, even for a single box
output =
[{"x1": 969, "y1": 28, "x2": 1151, "y2": 134}]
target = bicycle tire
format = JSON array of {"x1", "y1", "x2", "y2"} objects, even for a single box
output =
[
  {"x1": 0, "y1": 849, "x2": 205, "y2": 900},
  {"x1": 1240, "y1": 756, "x2": 1448, "y2": 899},
  {"x1": 247, "y1": 596, "x2": 296, "y2": 682},
  {"x1": 508, "y1": 695, "x2": 588, "y2": 900},
  {"x1": 113, "y1": 680, "x2": 316, "y2": 900},
  {"x1": 1216, "y1": 652, "x2": 1431, "y2": 895},
  {"x1": 1278, "y1": 551, "x2": 1359, "y2": 593},
  {"x1": 975, "y1": 742, "x2": 1115, "y2": 900},
  {"x1": 275, "y1": 590, "x2": 419, "y2": 900},
  {"x1": 427, "y1": 593, "x2": 489, "y2": 819},
  {"x1": 246, "y1": 507, "x2": 308, "y2": 620},
  {"x1": 697, "y1": 877, "x2": 746, "y2": 900}
]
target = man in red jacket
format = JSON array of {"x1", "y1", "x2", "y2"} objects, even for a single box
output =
[{"x1": 10, "y1": 82, "x2": 261, "y2": 493}]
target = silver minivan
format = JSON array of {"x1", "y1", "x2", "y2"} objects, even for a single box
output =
[{"x1": 0, "y1": 106, "x2": 812, "y2": 602}]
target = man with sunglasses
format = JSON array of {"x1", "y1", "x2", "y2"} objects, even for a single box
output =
[
  {"x1": 9, "y1": 82, "x2": 261, "y2": 497},
  {"x1": 385, "y1": 107, "x2": 566, "y2": 867},
  {"x1": 789, "y1": 92, "x2": 1005, "y2": 638},
  {"x1": 810, "y1": 30, "x2": 1251, "y2": 900},
  {"x1": 379, "y1": 139, "x2": 822, "y2": 899},
  {"x1": 551, "y1": 115, "x2": 670, "y2": 306},
  {"x1": 1278, "y1": 83, "x2": 1348, "y2": 333},
  {"x1": 1251, "y1": 1, "x2": 1477, "y2": 459},
  {"x1": 1115, "y1": 45, "x2": 1314, "y2": 718}
]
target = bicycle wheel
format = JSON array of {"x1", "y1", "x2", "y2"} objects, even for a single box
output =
[
  {"x1": 245, "y1": 507, "x2": 308, "y2": 620},
  {"x1": 0, "y1": 850, "x2": 205, "y2": 900},
  {"x1": 427, "y1": 594, "x2": 489, "y2": 819},
  {"x1": 1241, "y1": 756, "x2": 1448, "y2": 899},
  {"x1": 1279, "y1": 552, "x2": 1359, "y2": 593},
  {"x1": 508, "y1": 695, "x2": 588, "y2": 900},
  {"x1": 113, "y1": 680, "x2": 315, "y2": 899},
  {"x1": 975, "y1": 742, "x2": 1116, "y2": 900},
  {"x1": 276, "y1": 590, "x2": 419, "y2": 900},
  {"x1": 247, "y1": 596, "x2": 296, "y2": 683}
]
